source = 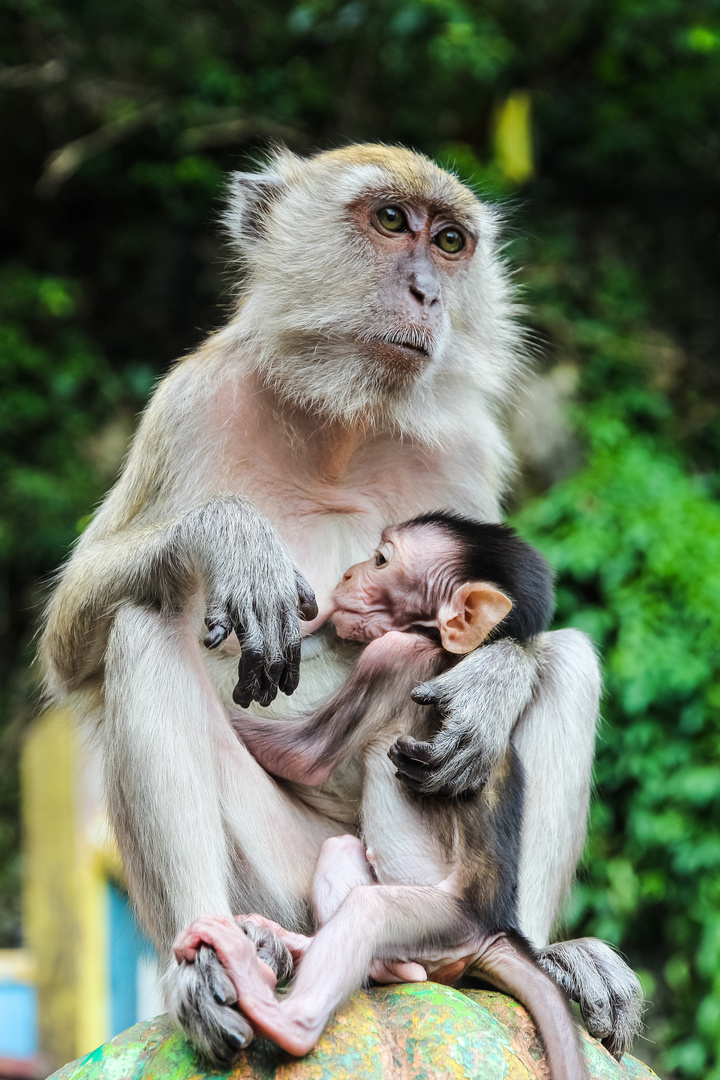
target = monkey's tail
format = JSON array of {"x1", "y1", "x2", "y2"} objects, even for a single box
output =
[{"x1": 472, "y1": 931, "x2": 589, "y2": 1080}]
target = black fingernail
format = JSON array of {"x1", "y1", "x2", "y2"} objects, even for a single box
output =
[
  {"x1": 204, "y1": 626, "x2": 226, "y2": 649},
  {"x1": 233, "y1": 684, "x2": 253, "y2": 708},
  {"x1": 411, "y1": 684, "x2": 434, "y2": 704},
  {"x1": 299, "y1": 599, "x2": 319, "y2": 621}
]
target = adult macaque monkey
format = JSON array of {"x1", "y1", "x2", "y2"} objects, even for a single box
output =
[{"x1": 41, "y1": 145, "x2": 640, "y2": 1063}]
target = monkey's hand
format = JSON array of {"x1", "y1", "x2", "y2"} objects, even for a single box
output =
[
  {"x1": 391, "y1": 639, "x2": 540, "y2": 796},
  {"x1": 191, "y1": 496, "x2": 317, "y2": 708}
]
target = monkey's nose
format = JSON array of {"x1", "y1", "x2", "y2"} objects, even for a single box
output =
[{"x1": 409, "y1": 269, "x2": 440, "y2": 307}]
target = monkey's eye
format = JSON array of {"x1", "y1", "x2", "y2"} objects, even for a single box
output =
[
  {"x1": 377, "y1": 206, "x2": 408, "y2": 233},
  {"x1": 374, "y1": 543, "x2": 393, "y2": 568},
  {"x1": 434, "y1": 227, "x2": 465, "y2": 254}
]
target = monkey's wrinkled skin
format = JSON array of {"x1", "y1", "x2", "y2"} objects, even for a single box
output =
[{"x1": 41, "y1": 145, "x2": 641, "y2": 1064}]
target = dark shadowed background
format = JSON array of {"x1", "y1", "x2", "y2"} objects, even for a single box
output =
[{"x1": 1, "y1": 2, "x2": 720, "y2": 1076}]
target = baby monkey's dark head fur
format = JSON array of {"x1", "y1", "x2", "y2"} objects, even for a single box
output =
[
  {"x1": 331, "y1": 511, "x2": 554, "y2": 652},
  {"x1": 400, "y1": 513, "x2": 555, "y2": 644}
]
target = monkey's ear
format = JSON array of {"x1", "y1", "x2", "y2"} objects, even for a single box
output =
[
  {"x1": 437, "y1": 582, "x2": 512, "y2": 654},
  {"x1": 225, "y1": 172, "x2": 286, "y2": 245}
]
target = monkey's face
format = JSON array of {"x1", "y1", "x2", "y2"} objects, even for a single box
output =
[
  {"x1": 225, "y1": 146, "x2": 516, "y2": 442},
  {"x1": 330, "y1": 525, "x2": 457, "y2": 642},
  {"x1": 344, "y1": 197, "x2": 476, "y2": 386}
]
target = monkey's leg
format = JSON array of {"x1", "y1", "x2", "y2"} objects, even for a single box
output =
[
  {"x1": 104, "y1": 603, "x2": 336, "y2": 1065},
  {"x1": 225, "y1": 884, "x2": 468, "y2": 1055},
  {"x1": 311, "y1": 834, "x2": 375, "y2": 926},
  {"x1": 513, "y1": 629, "x2": 599, "y2": 946},
  {"x1": 228, "y1": 882, "x2": 588, "y2": 1078},
  {"x1": 311, "y1": 835, "x2": 426, "y2": 985},
  {"x1": 513, "y1": 629, "x2": 642, "y2": 1056}
]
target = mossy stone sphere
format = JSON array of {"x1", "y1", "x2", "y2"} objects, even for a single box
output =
[{"x1": 49, "y1": 984, "x2": 659, "y2": 1080}]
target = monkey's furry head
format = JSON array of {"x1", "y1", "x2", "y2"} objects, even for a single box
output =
[{"x1": 222, "y1": 145, "x2": 526, "y2": 463}]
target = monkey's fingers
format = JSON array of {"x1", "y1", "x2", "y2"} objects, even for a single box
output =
[
  {"x1": 234, "y1": 616, "x2": 264, "y2": 707},
  {"x1": 204, "y1": 614, "x2": 233, "y2": 650},
  {"x1": 295, "y1": 572, "x2": 318, "y2": 622},
  {"x1": 256, "y1": 656, "x2": 284, "y2": 708},
  {"x1": 174, "y1": 915, "x2": 245, "y2": 966},
  {"x1": 388, "y1": 743, "x2": 433, "y2": 786},
  {"x1": 411, "y1": 682, "x2": 438, "y2": 706},
  {"x1": 394, "y1": 735, "x2": 434, "y2": 762},
  {"x1": 389, "y1": 740, "x2": 467, "y2": 797},
  {"x1": 279, "y1": 611, "x2": 302, "y2": 697}
]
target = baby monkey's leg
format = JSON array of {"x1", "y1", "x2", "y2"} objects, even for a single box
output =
[
  {"x1": 312, "y1": 834, "x2": 375, "y2": 925},
  {"x1": 172, "y1": 837, "x2": 426, "y2": 1045},
  {"x1": 312, "y1": 835, "x2": 426, "y2": 985},
  {"x1": 233, "y1": 884, "x2": 469, "y2": 1056}
]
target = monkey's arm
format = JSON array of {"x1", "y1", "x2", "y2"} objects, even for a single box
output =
[
  {"x1": 391, "y1": 638, "x2": 540, "y2": 796},
  {"x1": 236, "y1": 632, "x2": 440, "y2": 784},
  {"x1": 42, "y1": 494, "x2": 316, "y2": 707},
  {"x1": 232, "y1": 692, "x2": 372, "y2": 786}
]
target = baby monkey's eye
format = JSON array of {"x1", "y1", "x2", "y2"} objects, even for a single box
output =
[
  {"x1": 434, "y1": 227, "x2": 465, "y2": 254},
  {"x1": 377, "y1": 206, "x2": 408, "y2": 233},
  {"x1": 374, "y1": 542, "x2": 393, "y2": 568}
]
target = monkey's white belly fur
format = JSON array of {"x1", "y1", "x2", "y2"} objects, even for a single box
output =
[{"x1": 361, "y1": 742, "x2": 455, "y2": 888}]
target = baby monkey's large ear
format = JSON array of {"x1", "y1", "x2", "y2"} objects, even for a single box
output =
[{"x1": 437, "y1": 583, "x2": 512, "y2": 654}]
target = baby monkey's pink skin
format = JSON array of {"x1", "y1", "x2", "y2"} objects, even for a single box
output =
[
  {"x1": 173, "y1": 837, "x2": 481, "y2": 1057},
  {"x1": 331, "y1": 522, "x2": 511, "y2": 655},
  {"x1": 329, "y1": 523, "x2": 457, "y2": 641},
  {"x1": 237, "y1": 523, "x2": 511, "y2": 790}
]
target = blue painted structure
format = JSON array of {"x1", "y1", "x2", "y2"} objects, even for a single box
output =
[
  {"x1": 0, "y1": 979, "x2": 38, "y2": 1059},
  {"x1": 108, "y1": 883, "x2": 159, "y2": 1038}
]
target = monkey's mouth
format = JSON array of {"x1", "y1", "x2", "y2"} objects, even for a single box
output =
[
  {"x1": 363, "y1": 333, "x2": 432, "y2": 379},
  {"x1": 368, "y1": 332, "x2": 431, "y2": 358}
]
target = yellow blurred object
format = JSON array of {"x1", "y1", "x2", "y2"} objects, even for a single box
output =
[
  {"x1": 22, "y1": 709, "x2": 121, "y2": 1069},
  {"x1": 494, "y1": 91, "x2": 533, "y2": 185}
]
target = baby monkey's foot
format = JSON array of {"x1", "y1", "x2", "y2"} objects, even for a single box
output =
[{"x1": 174, "y1": 915, "x2": 278, "y2": 989}]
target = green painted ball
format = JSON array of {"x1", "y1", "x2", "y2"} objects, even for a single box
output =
[{"x1": 48, "y1": 984, "x2": 659, "y2": 1080}]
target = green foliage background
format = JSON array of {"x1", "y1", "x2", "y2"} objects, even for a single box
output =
[{"x1": 1, "y1": 1, "x2": 719, "y2": 1075}]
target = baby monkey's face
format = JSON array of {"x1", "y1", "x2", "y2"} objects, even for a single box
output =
[{"x1": 331, "y1": 525, "x2": 457, "y2": 642}]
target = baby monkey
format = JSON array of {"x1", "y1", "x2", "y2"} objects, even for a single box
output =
[{"x1": 176, "y1": 515, "x2": 588, "y2": 1080}]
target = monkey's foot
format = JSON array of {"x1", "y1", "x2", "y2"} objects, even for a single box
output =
[
  {"x1": 237, "y1": 917, "x2": 295, "y2": 982},
  {"x1": 165, "y1": 943, "x2": 254, "y2": 1066},
  {"x1": 167, "y1": 916, "x2": 294, "y2": 1066},
  {"x1": 537, "y1": 938, "x2": 644, "y2": 1059},
  {"x1": 231, "y1": 993, "x2": 327, "y2": 1058},
  {"x1": 171, "y1": 915, "x2": 301, "y2": 1060}
]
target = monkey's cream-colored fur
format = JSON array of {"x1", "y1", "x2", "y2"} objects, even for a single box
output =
[{"x1": 41, "y1": 145, "x2": 640, "y2": 1062}]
